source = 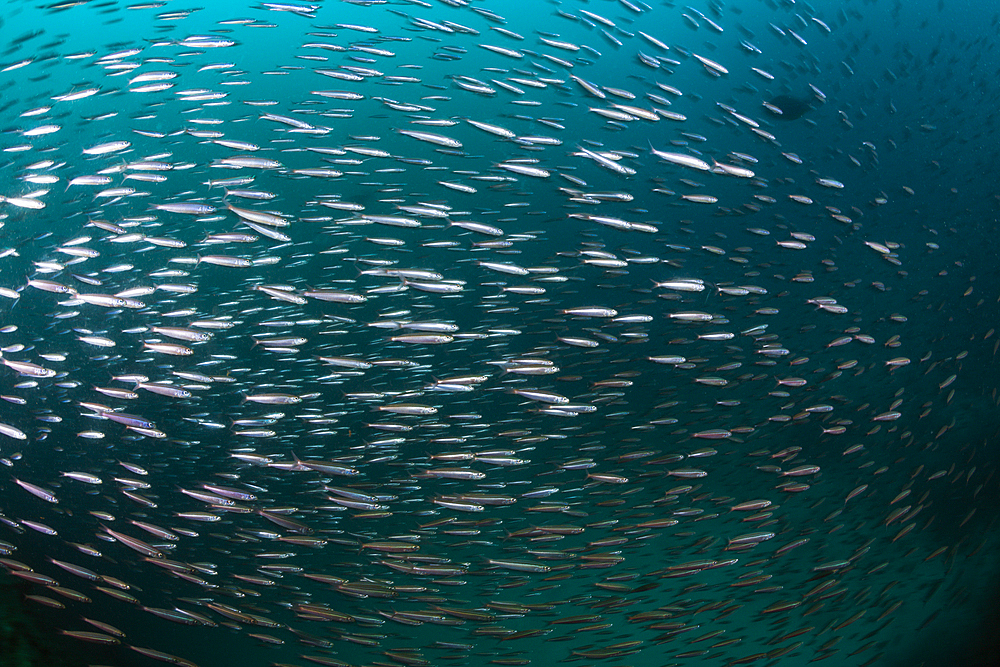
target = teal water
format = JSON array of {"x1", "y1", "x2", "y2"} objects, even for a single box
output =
[{"x1": 0, "y1": 1, "x2": 998, "y2": 666}]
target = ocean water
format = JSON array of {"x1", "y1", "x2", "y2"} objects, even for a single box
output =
[{"x1": 0, "y1": 1, "x2": 998, "y2": 666}]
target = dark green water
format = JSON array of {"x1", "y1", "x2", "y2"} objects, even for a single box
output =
[{"x1": 0, "y1": 1, "x2": 998, "y2": 666}]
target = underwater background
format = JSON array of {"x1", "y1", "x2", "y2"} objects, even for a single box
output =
[{"x1": 0, "y1": 0, "x2": 998, "y2": 666}]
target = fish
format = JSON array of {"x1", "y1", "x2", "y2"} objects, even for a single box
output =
[{"x1": 763, "y1": 93, "x2": 821, "y2": 120}]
